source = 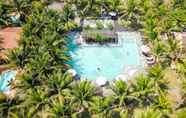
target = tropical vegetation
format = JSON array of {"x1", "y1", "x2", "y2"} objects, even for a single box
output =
[{"x1": 0, "y1": 0, "x2": 186, "y2": 117}]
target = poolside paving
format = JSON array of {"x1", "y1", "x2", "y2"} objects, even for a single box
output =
[{"x1": 0, "y1": 27, "x2": 21, "y2": 49}]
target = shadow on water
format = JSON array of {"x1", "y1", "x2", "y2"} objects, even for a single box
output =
[
  {"x1": 64, "y1": 32, "x2": 84, "y2": 75},
  {"x1": 64, "y1": 32, "x2": 80, "y2": 52}
]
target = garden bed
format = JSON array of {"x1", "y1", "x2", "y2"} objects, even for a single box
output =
[{"x1": 82, "y1": 30, "x2": 118, "y2": 44}]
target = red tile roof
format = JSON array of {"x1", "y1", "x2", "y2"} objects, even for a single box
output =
[{"x1": 0, "y1": 27, "x2": 21, "y2": 49}]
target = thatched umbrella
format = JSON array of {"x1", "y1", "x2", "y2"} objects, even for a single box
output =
[
  {"x1": 115, "y1": 74, "x2": 127, "y2": 81},
  {"x1": 96, "y1": 76, "x2": 107, "y2": 86},
  {"x1": 67, "y1": 69, "x2": 77, "y2": 77}
]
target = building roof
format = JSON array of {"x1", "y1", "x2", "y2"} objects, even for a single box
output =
[
  {"x1": 48, "y1": 2, "x2": 65, "y2": 10},
  {"x1": 0, "y1": 27, "x2": 21, "y2": 49}
]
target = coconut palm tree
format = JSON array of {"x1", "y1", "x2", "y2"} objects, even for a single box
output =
[
  {"x1": 174, "y1": 78, "x2": 186, "y2": 110},
  {"x1": 104, "y1": 0, "x2": 124, "y2": 14},
  {"x1": 19, "y1": 87, "x2": 49, "y2": 115},
  {"x1": 166, "y1": 34, "x2": 182, "y2": 64},
  {"x1": 7, "y1": 48, "x2": 27, "y2": 68},
  {"x1": 7, "y1": 10, "x2": 71, "y2": 72},
  {"x1": 152, "y1": 91, "x2": 172, "y2": 117},
  {"x1": 173, "y1": 0, "x2": 186, "y2": 8},
  {"x1": 131, "y1": 75, "x2": 157, "y2": 106},
  {"x1": 133, "y1": 107, "x2": 161, "y2": 118},
  {"x1": 47, "y1": 71, "x2": 73, "y2": 96},
  {"x1": 70, "y1": 80, "x2": 100, "y2": 115},
  {"x1": 47, "y1": 94, "x2": 76, "y2": 117},
  {"x1": 0, "y1": 1, "x2": 13, "y2": 27},
  {"x1": 170, "y1": 8, "x2": 186, "y2": 31},
  {"x1": 72, "y1": 0, "x2": 98, "y2": 29},
  {"x1": 8, "y1": 107, "x2": 37, "y2": 118},
  {"x1": 142, "y1": 16, "x2": 159, "y2": 42},
  {"x1": 147, "y1": 64, "x2": 167, "y2": 90},
  {"x1": 110, "y1": 80, "x2": 136, "y2": 109},
  {"x1": 61, "y1": 4, "x2": 77, "y2": 31},
  {"x1": 148, "y1": 64, "x2": 165, "y2": 80},
  {"x1": 72, "y1": 0, "x2": 91, "y2": 16},
  {"x1": 12, "y1": 0, "x2": 32, "y2": 23},
  {"x1": 176, "y1": 108, "x2": 186, "y2": 118},
  {"x1": 89, "y1": 96, "x2": 114, "y2": 117},
  {"x1": 176, "y1": 58, "x2": 186, "y2": 78},
  {"x1": 0, "y1": 95, "x2": 22, "y2": 117},
  {"x1": 152, "y1": 40, "x2": 167, "y2": 63},
  {"x1": 121, "y1": 0, "x2": 140, "y2": 29}
]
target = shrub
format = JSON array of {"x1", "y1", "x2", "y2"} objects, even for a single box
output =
[
  {"x1": 0, "y1": 92, "x2": 7, "y2": 102},
  {"x1": 107, "y1": 23, "x2": 114, "y2": 30},
  {"x1": 84, "y1": 25, "x2": 92, "y2": 30},
  {"x1": 118, "y1": 19, "x2": 131, "y2": 28},
  {"x1": 96, "y1": 21, "x2": 104, "y2": 29},
  {"x1": 95, "y1": 34, "x2": 110, "y2": 42}
]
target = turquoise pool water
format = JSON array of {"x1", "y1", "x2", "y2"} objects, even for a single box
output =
[
  {"x1": 67, "y1": 32, "x2": 143, "y2": 81},
  {"x1": 0, "y1": 71, "x2": 17, "y2": 92}
]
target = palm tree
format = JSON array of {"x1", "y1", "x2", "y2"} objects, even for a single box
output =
[
  {"x1": 130, "y1": 74, "x2": 156, "y2": 107},
  {"x1": 8, "y1": 107, "x2": 37, "y2": 118},
  {"x1": 0, "y1": 1, "x2": 13, "y2": 27},
  {"x1": 176, "y1": 58, "x2": 186, "y2": 78},
  {"x1": 7, "y1": 10, "x2": 71, "y2": 72},
  {"x1": 47, "y1": 94, "x2": 76, "y2": 117},
  {"x1": 137, "y1": 0, "x2": 151, "y2": 15},
  {"x1": 142, "y1": 16, "x2": 159, "y2": 42},
  {"x1": 166, "y1": 34, "x2": 182, "y2": 65},
  {"x1": 19, "y1": 87, "x2": 50, "y2": 115},
  {"x1": 104, "y1": 0, "x2": 124, "y2": 14},
  {"x1": 7, "y1": 48, "x2": 26, "y2": 68},
  {"x1": 148, "y1": 64, "x2": 165, "y2": 80},
  {"x1": 61, "y1": 4, "x2": 77, "y2": 31},
  {"x1": 110, "y1": 80, "x2": 135, "y2": 109},
  {"x1": 147, "y1": 64, "x2": 167, "y2": 90},
  {"x1": 0, "y1": 95, "x2": 22, "y2": 117},
  {"x1": 170, "y1": 8, "x2": 186, "y2": 31},
  {"x1": 174, "y1": 78, "x2": 186, "y2": 110},
  {"x1": 70, "y1": 80, "x2": 100, "y2": 115},
  {"x1": 152, "y1": 39, "x2": 167, "y2": 63},
  {"x1": 89, "y1": 96, "x2": 114, "y2": 117},
  {"x1": 133, "y1": 107, "x2": 161, "y2": 118},
  {"x1": 176, "y1": 108, "x2": 186, "y2": 118},
  {"x1": 72, "y1": 0, "x2": 98, "y2": 29},
  {"x1": 72, "y1": 0, "x2": 90, "y2": 16},
  {"x1": 152, "y1": 91, "x2": 172, "y2": 117},
  {"x1": 173, "y1": 0, "x2": 186, "y2": 8},
  {"x1": 12, "y1": 0, "x2": 32, "y2": 23},
  {"x1": 121, "y1": 0, "x2": 140, "y2": 29},
  {"x1": 47, "y1": 71, "x2": 73, "y2": 96}
]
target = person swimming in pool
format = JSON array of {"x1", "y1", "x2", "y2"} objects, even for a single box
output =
[
  {"x1": 97, "y1": 65, "x2": 102, "y2": 71},
  {"x1": 126, "y1": 51, "x2": 130, "y2": 56}
]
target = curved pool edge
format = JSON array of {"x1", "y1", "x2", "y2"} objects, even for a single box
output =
[{"x1": 0, "y1": 70, "x2": 17, "y2": 93}]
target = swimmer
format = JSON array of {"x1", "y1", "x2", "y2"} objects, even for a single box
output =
[{"x1": 97, "y1": 65, "x2": 102, "y2": 71}]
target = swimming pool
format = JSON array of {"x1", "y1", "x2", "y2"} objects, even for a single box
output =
[
  {"x1": 67, "y1": 32, "x2": 144, "y2": 81},
  {"x1": 0, "y1": 71, "x2": 17, "y2": 92}
]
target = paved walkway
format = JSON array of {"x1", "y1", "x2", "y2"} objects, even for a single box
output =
[
  {"x1": 114, "y1": 21, "x2": 127, "y2": 32},
  {"x1": 0, "y1": 27, "x2": 21, "y2": 49}
]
